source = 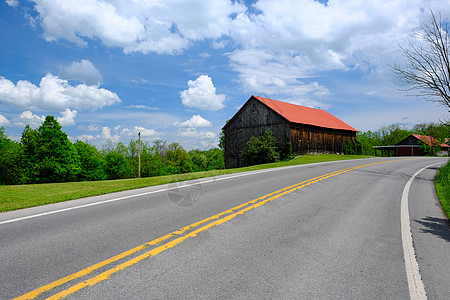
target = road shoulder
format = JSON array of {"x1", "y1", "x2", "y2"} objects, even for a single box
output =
[{"x1": 409, "y1": 164, "x2": 450, "y2": 300}]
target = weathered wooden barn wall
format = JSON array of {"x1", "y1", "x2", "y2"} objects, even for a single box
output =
[
  {"x1": 224, "y1": 96, "x2": 358, "y2": 168},
  {"x1": 224, "y1": 97, "x2": 290, "y2": 168},
  {"x1": 290, "y1": 125, "x2": 356, "y2": 155}
]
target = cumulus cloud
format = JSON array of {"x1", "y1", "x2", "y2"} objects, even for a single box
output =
[
  {"x1": 126, "y1": 104, "x2": 159, "y2": 110},
  {"x1": 58, "y1": 59, "x2": 103, "y2": 86},
  {"x1": 174, "y1": 114, "x2": 212, "y2": 128},
  {"x1": 0, "y1": 74, "x2": 121, "y2": 111},
  {"x1": 178, "y1": 128, "x2": 215, "y2": 138},
  {"x1": 92, "y1": 125, "x2": 160, "y2": 145},
  {"x1": 17, "y1": 0, "x2": 450, "y2": 117},
  {"x1": 180, "y1": 75, "x2": 225, "y2": 111},
  {"x1": 77, "y1": 134, "x2": 94, "y2": 142},
  {"x1": 228, "y1": 49, "x2": 330, "y2": 103},
  {"x1": 121, "y1": 126, "x2": 160, "y2": 137},
  {"x1": 0, "y1": 114, "x2": 10, "y2": 126},
  {"x1": 77, "y1": 123, "x2": 99, "y2": 131},
  {"x1": 100, "y1": 126, "x2": 120, "y2": 143},
  {"x1": 226, "y1": 0, "x2": 450, "y2": 101},
  {"x1": 57, "y1": 109, "x2": 77, "y2": 126},
  {"x1": 13, "y1": 111, "x2": 45, "y2": 128},
  {"x1": 30, "y1": 0, "x2": 246, "y2": 54},
  {"x1": 6, "y1": 0, "x2": 18, "y2": 7}
]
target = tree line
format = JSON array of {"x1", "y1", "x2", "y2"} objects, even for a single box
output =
[
  {"x1": 355, "y1": 123, "x2": 450, "y2": 156},
  {"x1": 238, "y1": 123, "x2": 449, "y2": 166},
  {"x1": 1, "y1": 116, "x2": 448, "y2": 185},
  {"x1": 0, "y1": 116, "x2": 224, "y2": 185}
]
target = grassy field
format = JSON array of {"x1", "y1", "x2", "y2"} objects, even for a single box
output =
[
  {"x1": 0, "y1": 154, "x2": 372, "y2": 212},
  {"x1": 435, "y1": 160, "x2": 450, "y2": 219}
]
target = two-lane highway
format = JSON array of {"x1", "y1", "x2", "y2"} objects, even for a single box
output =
[{"x1": 1, "y1": 157, "x2": 449, "y2": 299}]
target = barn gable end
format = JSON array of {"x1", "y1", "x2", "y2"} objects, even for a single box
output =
[{"x1": 223, "y1": 97, "x2": 290, "y2": 169}]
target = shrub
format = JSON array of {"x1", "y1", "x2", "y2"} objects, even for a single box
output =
[{"x1": 240, "y1": 130, "x2": 280, "y2": 166}]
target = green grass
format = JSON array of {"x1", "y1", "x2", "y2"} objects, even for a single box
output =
[
  {"x1": 0, "y1": 154, "x2": 371, "y2": 212},
  {"x1": 435, "y1": 160, "x2": 450, "y2": 219}
]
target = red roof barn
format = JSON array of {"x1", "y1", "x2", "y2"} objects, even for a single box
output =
[{"x1": 223, "y1": 95, "x2": 358, "y2": 168}]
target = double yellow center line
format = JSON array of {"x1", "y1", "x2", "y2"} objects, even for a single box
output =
[{"x1": 14, "y1": 159, "x2": 407, "y2": 299}]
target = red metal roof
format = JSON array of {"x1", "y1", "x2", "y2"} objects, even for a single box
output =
[
  {"x1": 412, "y1": 134, "x2": 450, "y2": 148},
  {"x1": 253, "y1": 95, "x2": 358, "y2": 132}
]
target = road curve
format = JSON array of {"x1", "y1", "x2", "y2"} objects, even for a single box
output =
[{"x1": 1, "y1": 157, "x2": 449, "y2": 299}]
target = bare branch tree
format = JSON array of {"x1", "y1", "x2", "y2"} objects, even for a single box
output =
[{"x1": 391, "y1": 10, "x2": 450, "y2": 113}]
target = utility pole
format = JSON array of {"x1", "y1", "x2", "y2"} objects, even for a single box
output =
[{"x1": 138, "y1": 131, "x2": 141, "y2": 178}]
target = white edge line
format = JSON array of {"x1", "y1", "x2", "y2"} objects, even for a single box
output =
[{"x1": 401, "y1": 162, "x2": 442, "y2": 300}]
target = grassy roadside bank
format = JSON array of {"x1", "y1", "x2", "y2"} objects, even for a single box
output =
[
  {"x1": 435, "y1": 160, "x2": 450, "y2": 219},
  {"x1": 0, "y1": 154, "x2": 372, "y2": 212}
]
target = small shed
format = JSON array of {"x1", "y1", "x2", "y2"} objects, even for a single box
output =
[
  {"x1": 374, "y1": 134, "x2": 450, "y2": 156},
  {"x1": 223, "y1": 95, "x2": 358, "y2": 168}
]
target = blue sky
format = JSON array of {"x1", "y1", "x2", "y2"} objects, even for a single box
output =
[{"x1": 1, "y1": 0, "x2": 449, "y2": 150}]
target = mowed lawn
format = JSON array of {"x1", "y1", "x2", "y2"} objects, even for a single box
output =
[{"x1": 0, "y1": 154, "x2": 392, "y2": 213}]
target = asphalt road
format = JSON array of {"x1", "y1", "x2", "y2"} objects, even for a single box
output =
[{"x1": 1, "y1": 157, "x2": 449, "y2": 299}]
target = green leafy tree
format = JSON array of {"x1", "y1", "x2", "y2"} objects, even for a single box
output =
[
  {"x1": 0, "y1": 127, "x2": 27, "y2": 184},
  {"x1": 165, "y1": 142, "x2": 191, "y2": 173},
  {"x1": 205, "y1": 148, "x2": 225, "y2": 170},
  {"x1": 418, "y1": 137, "x2": 443, "y2": 156},
  {"x1": 219, "y1": 130, "x2": 226, "y2": 152},
  {"x1": 127, "y1": 139, "x2": 139, "y2": 178},
  {"x1": 344, "y1": 138, "x2": 362, "y2": 155},
  {"x1": 140, "y1": 142, "x2": 166, "y2": 177},
  {"x1": 379, "y1": 124, "x2": 411, "y2": 145},
  {"x1": 104, "y1": 151, "x2": 131, "y2": 179},
  {"x1": 20, "y1": 124, "x2": 39, "y2": 181},
  {"x1": 357, "y1": 130, "x2": 382, "y2": 155},
  {"x1": 33, "y1": 116, "x2": 81, "y2": 183},
  {"x1": 153, "y1": 140, "x2": 168, "y2": 159},
  {"x1": 240, "y1": 130, "x2": 280, "y2": 166},
  {"x1": 279, "y1": 136, "x2": 292, "y2": 160},
  {"x1": 413, "y1": 122, "x2": 450, "y2": 141},
  {"x1": 74, "y1": 140, "x2": 105, "y2": 181},
  {"x1": 189, "y1": 150, "x2": 208, "y2": 172}
]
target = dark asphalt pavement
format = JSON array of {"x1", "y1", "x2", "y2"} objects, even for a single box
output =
[{"x1": 1, "y1": 157, "x2": 449, "y2": 299}]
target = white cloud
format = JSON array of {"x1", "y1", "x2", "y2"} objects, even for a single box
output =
[
  {"x1": 225, "y1": 0, "x2": 450, "y2": 102},
  {"x1": 121, "y1": 126, "x2": 160, "y2": 137},
  {"x1": 180, "y1": 75, "x2": 225, "y2": 110},
  {"x1": 58, "y1": 59, "x2": 103, "y2": 86},
  {"x1": 0, "y1": 114, "x2": 10, "y2": 126},
  {"x1": 174, "y1": 114, "x2": 212, "y2": 128},
  {"x1": 228, "y1": 49, "x2": 330, "y2": 103},
  {"x1": 100, "y1": 126, "x2": 120, "y2": 143},
  {"x1": 212, "y1": 40, "x2": 227, "y2": 49},
  {"x1": 77, "y1": 134, "x2": 94, "y2": 142},
  {"x1": 13, "y1": 111, "x2": 45, "y2": 128},
  {"x1": 200, "y1": 140, "x2": 218, "y2": 150},
  {"x1": 57, "y1": 108, "x2": 77, "y2": 126},
  {"x1": 27, "y1": 0, "x2": 450, "y2": 103},
  {"x1": 0, "y1": 74, "x2": 121, "y2": 111},
  {"x1": 77, "y1": 123, "x2": 99, "y2": 131},
  {"x1": 89, "y1": 125, "x2": 160, "y2": 146},
  {"x1": 126, "y1": 104, "x2": 159, "y2": 110},
  {"x1": 6, "y1": 0, "x2": 18, "y2": 7},
  {"x1": 178, "y1": 128, "x2": 216, "y2": 138},
  {"x1": 31, "y1": 0, "x2": 246, "y2": 54}
]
